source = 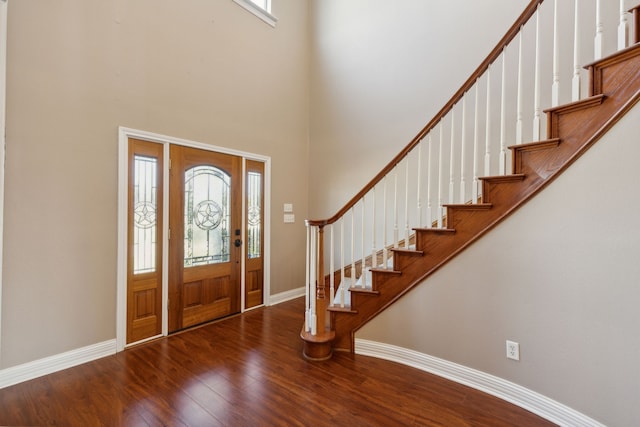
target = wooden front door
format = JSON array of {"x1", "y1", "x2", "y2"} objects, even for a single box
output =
[{"x1": 168, "y1": 145, "x2": 242, "y2": 332}]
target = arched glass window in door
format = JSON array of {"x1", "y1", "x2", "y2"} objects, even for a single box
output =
[{"x1": 184, "y1": 166, "x2": 231, "y2": 266}]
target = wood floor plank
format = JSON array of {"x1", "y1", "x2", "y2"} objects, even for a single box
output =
[{"x1": 0, "y1": 297, "x2": 556, "y2": 426}]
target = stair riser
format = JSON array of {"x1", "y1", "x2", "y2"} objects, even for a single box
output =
[{"x1": 589, "y1": 47, "x2": 640, "y2": 97}]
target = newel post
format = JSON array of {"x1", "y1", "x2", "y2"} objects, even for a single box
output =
[{"x1": 300, "y1": 223, "x2": 335, "y2": 361}]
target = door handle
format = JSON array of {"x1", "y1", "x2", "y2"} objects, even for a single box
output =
[{"x1": 234, "y1": 239, "x2": 242, "y2": 247}]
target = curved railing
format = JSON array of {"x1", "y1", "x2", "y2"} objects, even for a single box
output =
[{"x1": 304, "y1": 0, "x2": 637, "y2": 339}]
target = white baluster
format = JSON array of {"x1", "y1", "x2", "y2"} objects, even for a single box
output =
[
  {"x1": 460, "y1": 95, "x2": 467, "y2": 203},
  {"x1": 594, "y1": 0, "x2": 603, "y2": 60},
  {"x1": 350, "y1": 207, "x2": 356, "y2": 289},
  {"x1": 417, "y1": 143, "x2": 423, "y2": 228},
  {"x1": 393, "y1": 167, "x2": 399, "y2": 247},
  {"x1": 572, "y1": 0, "x2": 581, "y2": 101},
  {"x1": 484, "y1": 66, "x2": 492, "y2": 177},
  {"x1": 340, "y1": 219, "x2": 345, "y2": 307},
  {"x1": 516, "y1": 29, "x2": 524, "y2": 144},
  {"x1": 405, "y1": 157, "x2": 410, "y2": 248},
  {"x1": 438, "y1": 122, "x2": 445, "y2": 228},
  {"x1": 305, "y1": 225, "x2": 310, "y2": 331},
  {"x1": 618, "y1": 0, "x2": 629, "y2": 50},
  {"x1": 329, "y1": 224, "x2": 334, "y2": 307},
  {"x1": 383, "y1": 175, "x2": 388, "y2": 268},
  {"x1": 361, "y1": 198, "x2": 365, "y2": 287},
  {"x1": 499, "y1": 48, "x2": 507, "y2": 175},
  {"x1": 310, "y1": 227, "x2": 317, "y2": 335},
  {"x1": 426, "y1": 134, "x2": 433, "y2": 227},
  {"x1": 552, "y1": 0, "x2": 560, "y2": 107},
  {"x1": 533, "y1": 5, "x2": 541, "y2": 141},
  {"x1": 449, "y1": 108, "x2": 456, "y2": 205},
  {"x1": 372, "y1": 187, "x2": 377, "y2": 268},
  {"x1": 472, "y1": 81, "x2": 480, "y2": 203}
]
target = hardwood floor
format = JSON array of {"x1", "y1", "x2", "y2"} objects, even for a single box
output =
[{"x1": 0, "y1": 298, "x2": 555, "y2": 426}]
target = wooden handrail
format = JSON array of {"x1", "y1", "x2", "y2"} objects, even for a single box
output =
[{"x1": 306, "y1": 0, "x2": 545, "y2": 227}]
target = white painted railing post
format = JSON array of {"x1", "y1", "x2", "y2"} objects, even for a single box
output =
[
  {"x1": 340, "y1": 219, "x2": 345, "y2": 307},
  {"x1": 350, "y1": 207, "x2": 356, "y2": 290},
  {"x1": 472, "y1": 81, "x2": 480, "y2": 203},
  {"x1": 426, "y1": 134, "x2": 434, "y2": 226},
  {"x1": 449, "y1": 108, "x2": 456, "y2": 205},
  {"x1": 533, "y1": 4, "x2": 542, "y2": 141},
  {"x1": 594, "y1": 0, "x2": 603, "y2": 60},
  {"x1": 552, "y1": 0, "x2": 560, "y2": 107},
  {"x1": 329, "y1": 224, "x2": 334, "y2": 306},
  {"x1": 573, "y1": 0, "x2": 581, "y2": 101},
  {"x1": 438, "y1": 123, "x2": 445, "y2": 228},
  {"x1": 484, "y1": 66, "x2": 492, "y2": 177},
  {"x1": 499, "y1": 49, "x2": 507, "y2": 175},
  {"x1": 383, "y1": 176, "x2": 389, "y2": 267},
  {"x1": 417, "y1": 143, "x2": 423, "y2": 228},
  {"x1": 516, "y1": 29, "x2": 524, "y2": 144},
  {"x1": 305, "y1": 225, "x2": 311, "y2": 331},
  {"x1": 618, "y1": 0, "x2": 629, "y2": 50},
  {"x1": 404, "y1": 157, "x2": 410, "y2": 248},
  {"x1": 460, "y1": 96, "x2": 467, "y2": 203},
  {"x1": 360, "y1": 198, "x2": 365, "y2": 287},
  {"x1": 310, "y1": 227, "x2": 317, "y2": 335},
  {"x1": 393, "y1": 167, "x2": 399, "y2": 246},
  {"x1": 372, "y1": 187, "x2": 377, "y2": 268}
]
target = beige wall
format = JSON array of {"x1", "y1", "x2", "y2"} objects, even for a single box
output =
[
  {"x1": 357, "y1": 104, "x2": 640, "y2": 426},
  {"x1": 308, "y1": 0, "x2": 529, "y2": 218},
  {"x1": 2, "y1": 0, "x2": 310, "y2": 368}
]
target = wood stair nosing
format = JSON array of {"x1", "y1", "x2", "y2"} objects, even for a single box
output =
[{"x1": 328, "y1": 305, "x2": 357, "y2": 314}]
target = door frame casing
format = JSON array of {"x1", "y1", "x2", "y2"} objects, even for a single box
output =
[{"x1": 117, "y1": 127, "x2": 271, "y2": 352}]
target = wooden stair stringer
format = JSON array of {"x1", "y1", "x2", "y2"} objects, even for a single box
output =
[{"x1": 329, "y1": 44, "x2": 640, "y2": 353}]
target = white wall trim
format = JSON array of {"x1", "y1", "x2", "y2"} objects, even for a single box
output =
[
  {"x1": 117, "y1": 127, "x2": 272, "y2": 352},
  {"x1": 355, "y1": 339, "x2": 605, "y2": 427},
  {"x1": 0, "y1": 0, "x2": 8, "y2": 369},
  {"x1": 0, "y1": 340, "x2": 116, "y2": 389},
  {"x1": 268, "y1": 286, "x2": 305, "y2": 305},
  {"x1": 232, "y1": 0, "x2": 278, "y2": 27}
]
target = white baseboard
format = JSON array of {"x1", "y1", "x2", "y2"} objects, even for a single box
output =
[
  {"x1": 268, "y1": 286, "x2": 305, "y2": 305},
  {"x1": 0, "y1": 339, "x2": 116, "y2": 389},
  {"x1": 355, "y1": 339, "x2": 604, "y2": 427}
]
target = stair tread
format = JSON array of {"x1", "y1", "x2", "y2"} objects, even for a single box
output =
[
  {"x1": 370, "y1": 268, "x2": 402, "y2": 275},
  {"x1": 328, "y1": 305, "x2": 357, "y2": 314},
  {"x1": 443, "y1": 203, "x2": 492, "y2": 209},
  {"x1": 390, "y1": 248, "x2": 424, "y2": 255},
  {"x1": 349, "y1": 288, "x2": 380, "y2": 295},
  {"x1": 479, "y1": 174, "x2": 526, "y2": 182},
  {"x1": 543, "y1": 94, "x2": 605, "y2": 115},
  {"x1": 413, "y1": 227, "x2": 456, "y2": 233},
  {"x1": 508, "y1": 138, "x2": 561, "y2": 151}
]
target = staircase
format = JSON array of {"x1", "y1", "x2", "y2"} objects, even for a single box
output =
[{"x1": 302, "y1": 0, "x2": 640, "y2": 359}]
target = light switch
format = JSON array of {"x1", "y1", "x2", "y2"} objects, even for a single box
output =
[
  {"x1": 284, "y1": 213, "x2": 295, "y2": 223},
  {"x1": 284, "y1": 203, "x2": 294, "y2": 213}
]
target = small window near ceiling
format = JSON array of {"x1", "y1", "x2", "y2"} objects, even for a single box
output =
[{"x1": 233, "y1": 0, "x2": 278, "y2": 27}]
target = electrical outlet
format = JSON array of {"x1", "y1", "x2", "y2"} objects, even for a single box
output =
[{"x1": 506, "y1": 340, "x2": 520, "y2": 361}]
